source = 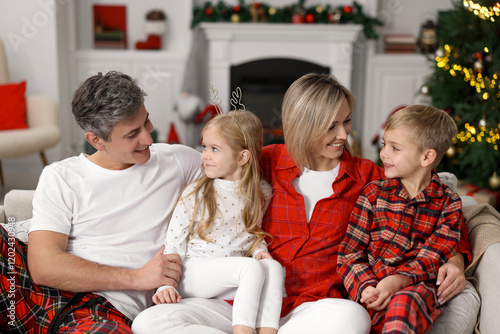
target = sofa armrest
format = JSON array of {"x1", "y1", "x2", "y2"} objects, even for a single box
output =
[
  {"x1": 474, "y1": 242, "x2": 500, "y2": 334},
  {"x1": 4, "y1": 190, "x2": 35, "y2": 222},
  {"x1": 0, "y1": 205, "x2": 5, "y2": 224}
]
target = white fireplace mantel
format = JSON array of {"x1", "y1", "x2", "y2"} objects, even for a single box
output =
[{"x1": 199, "y1": 22, "x2": 363, "y2": 112}]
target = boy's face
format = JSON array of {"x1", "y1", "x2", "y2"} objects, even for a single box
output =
[
  {"x1": 93, "y1": 104, "x2": 154, "y2": 170},
  {"x1": 380, "y1": 127, "x2": 426, "y2": 180}
]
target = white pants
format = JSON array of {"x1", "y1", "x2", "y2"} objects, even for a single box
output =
[
  {"x1": 132, "y1": 297, "x2": 371, "y2": 334},
  {"x1": 134, "y1": 257, "x2": 283, "y2": 331}
]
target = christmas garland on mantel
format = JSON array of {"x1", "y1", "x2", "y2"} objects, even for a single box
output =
[{"x1": 192, "y1": 0, "x2": 383, "y2": 39}]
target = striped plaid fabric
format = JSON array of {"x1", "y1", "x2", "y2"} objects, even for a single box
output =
[
  {"x1": 261, "y1": 145, "x2": 385, "y2": 317},
  {"x1": 369, "y1": 282, "x2": 440, "y2": 334},
  {"x1": 0, "y1": 226, "x2": 132, "y2": 333},
  {"x1": 337, "y1": 172, "x2": 469, "y2": 333},
  {"x1": 338, "y1": 172, "x2": 467, "y2": 303}
]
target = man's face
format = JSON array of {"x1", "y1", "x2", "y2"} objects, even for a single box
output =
[{"x1": 94, "y1": 104, "x2": 154, "y2": 170}]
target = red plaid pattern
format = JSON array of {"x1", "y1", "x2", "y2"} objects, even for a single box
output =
[
  {"x1": 261, "y1": 145, "x2": 385, "y2": 316},
  {"x1": 0, "y1": 226, "x2": 132, "y2": 333},
  {"x1": 337, "y1": 172, "x2": 470, "y2": 303},
  {"x1": 369, "y1": 282, "x2": 440, "y2": 334}
]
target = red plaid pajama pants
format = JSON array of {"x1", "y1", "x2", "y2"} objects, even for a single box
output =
[
  {"x1": 0, "y1": 225, "x2": 132, "y2": 333},
  {"x1": 369, "y1": 281, "x2": 441, "y2": 334}
]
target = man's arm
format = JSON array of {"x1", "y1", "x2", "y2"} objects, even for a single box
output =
[{"x1": 28, "y1": 230, "x2": 182, "y2": 292}]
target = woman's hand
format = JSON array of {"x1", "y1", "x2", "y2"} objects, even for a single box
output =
[{"x1": 436, "y1": 253, "x2": 466, "y2": 304}]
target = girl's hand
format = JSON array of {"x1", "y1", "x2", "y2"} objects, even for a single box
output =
[
  {"x1": 256, "y1": 251, "x2": 273, "y2": 260},
  {"x1": 152, "y1": 287, "x2": 182, "y2": 304}
]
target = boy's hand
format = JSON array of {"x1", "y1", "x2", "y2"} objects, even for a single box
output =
[
  {"x1": 152, "y1": 287, "x2": 182, "y2": 304},
  {"x1": 360, "y1": 286, "x2": 379, "y2": 306},
  {"x1": 256, "y1": 251, "x2": 273, "y2": 260},
  {"x1": 366, "y1": 275, "x2": 411, "y2": 311}
]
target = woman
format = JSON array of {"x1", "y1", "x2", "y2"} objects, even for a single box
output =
[{"x1": 261, "y1": 73, "x2": 473, "y2": 334}]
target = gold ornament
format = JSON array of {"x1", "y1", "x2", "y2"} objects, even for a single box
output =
[
  {"x1": 231, "y1": 13, "x2": 240, "y2": 23},
  {"x1": 446, "y1": 146, "x2": 456, "y2": 158},
  {"x1": 421, "y1": 85, "x2": 430, "y2": 95},
  {"x1": 489, "y1": 172, "x2": 500, "y2": 189}
]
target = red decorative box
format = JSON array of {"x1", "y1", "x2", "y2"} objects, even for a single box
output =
[{"x1": 457, "y1": 181, "x2": 500, "y2": 210}]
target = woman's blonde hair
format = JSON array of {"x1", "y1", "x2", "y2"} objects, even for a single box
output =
[
  {"x1": 282, "y1": 73, "x2": 355, "y2": 171},
  {"x1": 186, "y1": 110, "x2": 271, "y2": 256}
]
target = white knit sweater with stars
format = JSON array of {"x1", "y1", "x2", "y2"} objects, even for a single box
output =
[{"x1": 164, "y1": 178, "x2": 272, "y2": 260}]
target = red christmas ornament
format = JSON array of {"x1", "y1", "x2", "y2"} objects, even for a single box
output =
[
  {"x1": 233, "y1": 5, "x2": 241, "y2": 13},
  {"x1": 343, "y1": 6, "x2": 353, "y2": 13},
  {"x1": 475, "y1": 51, "x2": 483, "y2": 60},
  {"x1": 205, "y1": 6, "x2": 213, "y2": 16},
  {"x1": 167, "y1": 122, "x2": 181, "y2": 144},
  {"x1": 291, "y1": 13, "x2": 305, "y2": 24},
  {"x1": 253, "y1": 3, "x2": 261, "y2": 9},
  {"x1": 305, "y1": 13, "x2": 315, "y2": 23}
]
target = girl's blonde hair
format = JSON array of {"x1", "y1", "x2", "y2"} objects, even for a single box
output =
[
  {"x1": 282, "y1": 73, "x2": 355, "y2": 171},
  {"x1": 187, "y1": 110, "x2": 271, "y2": 256}
]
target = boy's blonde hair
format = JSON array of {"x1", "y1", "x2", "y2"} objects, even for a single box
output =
[
  {"x1": 384, "y1": 105, "x2": 457, "y2": 167},
  {"x1": 282, "y1": 73, "x2": 355, "y2": 171},
  {"x1": 187, "y1": 110, "x2": 271, "y2": 256}
]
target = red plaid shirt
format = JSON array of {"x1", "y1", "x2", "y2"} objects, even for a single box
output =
[
  {"x1": 337, "y1": 172, "x2": 471, "y2": 303},
  {"x1": 261, "y1": 144, "x2": 385, "y2": 316}
]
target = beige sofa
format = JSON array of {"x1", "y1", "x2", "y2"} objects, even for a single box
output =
[{"x1": 1, "y1": 183, "x2": 499, "y2": 334}]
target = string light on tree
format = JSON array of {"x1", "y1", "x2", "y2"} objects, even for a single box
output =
[{"x1": 424, "y1": 1, "x2": 500, "y2": 188}]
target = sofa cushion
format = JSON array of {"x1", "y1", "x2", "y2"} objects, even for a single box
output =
[{"x1": 0, "y1": 80, "x2": 28, "y2": 130}]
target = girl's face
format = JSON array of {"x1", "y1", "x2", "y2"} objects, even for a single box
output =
[
  {"x1": 309, "y1": 98, "x2": 352, "y2": 171},
  {"x1": 201, "y1": 126, "x2": 243, "y2": 181}
]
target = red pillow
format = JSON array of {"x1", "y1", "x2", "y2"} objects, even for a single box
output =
[{"x1": 0, "y1": 80, "x2": 28, "y2": 130}]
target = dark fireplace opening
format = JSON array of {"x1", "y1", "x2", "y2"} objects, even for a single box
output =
[{"x1": 231, "y1": 58, "x2": 329, "y2": 145}]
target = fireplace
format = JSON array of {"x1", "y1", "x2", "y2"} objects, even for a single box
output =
[
  {"x1": 231, "y1": 58, "x2": 329, "y2": 144},
  {"x1": 199, "y1": 22, "x2": 363, "y2": 144}
]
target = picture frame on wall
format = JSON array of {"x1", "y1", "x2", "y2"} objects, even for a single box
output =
[{"x1": 93, "y1": 5, "x2": 127, "y2": 49}]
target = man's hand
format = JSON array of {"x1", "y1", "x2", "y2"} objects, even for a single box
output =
[
  {"x1": 132, "y1": 246, "x2": 182, "y2": 291},
  {"x1": 436, "y1": 253, "x2": 466, "y2": 305},
  {"x1": 153, "y1": 287, "x2": 182, "y2": 304}
]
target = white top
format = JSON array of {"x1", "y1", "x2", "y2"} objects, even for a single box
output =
[
  {"x1": 29, "y1": 144, "x2": 202, "y2": 320},
  {"x1": 164, "y1": 178, "x2": 273, "y2": 260},
  {"x1": 292, "y1": 165, "x2": 340, "y2": 222}
]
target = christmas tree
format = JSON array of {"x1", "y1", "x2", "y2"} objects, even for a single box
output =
[{"x1": 424, "y1": 0, "x2": 500, "y2": 189}]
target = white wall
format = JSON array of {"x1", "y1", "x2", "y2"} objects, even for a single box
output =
[
  {"x1": 0, "y1": 0, "x2": 60, "y2": 101},
  {"x1": 0, "y1": 0, "x2": 63, "y2": 175},
  {"x1": 378, "y1": 0, "x2": 453, "y2": 36}
]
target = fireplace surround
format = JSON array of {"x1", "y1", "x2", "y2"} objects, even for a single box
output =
[{"x1": 199, "y1": 22, "x2": 363, "y2": 143}]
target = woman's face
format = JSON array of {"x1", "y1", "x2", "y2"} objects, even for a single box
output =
[{"x1": 309, "y1": 98, "x2": 352, "y2": 171}]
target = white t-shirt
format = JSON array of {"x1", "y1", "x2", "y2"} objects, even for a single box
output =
[
  {"x1": 164, "y1": 178, "x2": 272, "y2": 260},
  {"x1": 292, "y1": 165, "x2": 340, "y2": 222},
  {"x1": 29, "y1": 144, "x2": 201, "y2": 320}
]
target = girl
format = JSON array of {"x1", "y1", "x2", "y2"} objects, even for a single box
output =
[{"x1": 152, "y1": 110, "x2": 283, "y2": 334}]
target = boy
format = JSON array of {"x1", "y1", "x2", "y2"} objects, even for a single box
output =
[{"x1": 337, "y1": 105, "x2": 471, "y2": 334}]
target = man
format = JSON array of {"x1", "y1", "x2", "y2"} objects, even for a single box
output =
[{"x1": 0, "y1": 71, "x2": 201, "y2": 333}]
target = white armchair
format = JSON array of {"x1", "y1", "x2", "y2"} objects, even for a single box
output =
[{"x1": 0, "y1": 38, "x2": 61, "y2": 185}]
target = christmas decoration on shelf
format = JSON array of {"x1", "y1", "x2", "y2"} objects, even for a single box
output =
[
  {"x1": 135, "y1": 10, "x2": 167, "y2": 50},
  {"x1": 191, "y1": 0, "x2": 382, "y2": 39},
  {"x1": 423, "y1": 0, "x2": 500, "y2": 189}
]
